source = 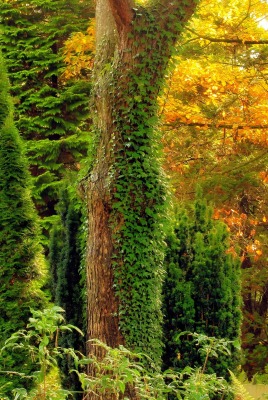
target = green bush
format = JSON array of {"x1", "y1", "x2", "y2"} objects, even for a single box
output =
[
  {"x1": 0, "y1": 307, "x2": 82, "y2": 400},
  {"x1": 163, "y1": 191, "x2": 242, "y2": 379}
]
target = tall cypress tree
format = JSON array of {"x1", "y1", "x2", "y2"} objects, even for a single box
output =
[
  {"x1": 163, "y1": 192, "x2": 242, "y2": 379},
  {"x1": 0, "y1": 51, "x2": 47, "y2": 393}
]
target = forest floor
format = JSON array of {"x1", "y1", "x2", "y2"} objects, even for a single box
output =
[{"x1": 244, "y1": 383, "x2": 268, "y2": 399}]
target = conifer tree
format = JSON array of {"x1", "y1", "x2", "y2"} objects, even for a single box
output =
[
  {"x1": 49, "y1": 186, "x2": 86, "y2": 399},
  {"x1": 0, "y1": 0, "x2": 93, "y2": 225},
  {"x1": 163, "y1": 192, "x2": 242, "y2": 379},
  {"x1": 0, "y1": 51, "x2": 47, "y2": 393}
]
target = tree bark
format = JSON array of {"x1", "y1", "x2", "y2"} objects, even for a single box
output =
[
  {"x1": 86, "y1": 0, "x2": 123, "y2": 366},
  {"x1": 84, "y1": 1, "x2": 198, "y2": 398}
]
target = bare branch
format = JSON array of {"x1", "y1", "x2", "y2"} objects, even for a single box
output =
[
  {"x1": 185, "y1": 27, "x2": 268, "y2": 45},
  {"x1": 165, "y1": 120, "x2": 268, "y2": 130}
]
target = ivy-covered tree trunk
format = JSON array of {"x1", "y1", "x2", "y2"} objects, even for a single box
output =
[{"x1": 84, "y1": 1, "x2": 198, "y2": 397}]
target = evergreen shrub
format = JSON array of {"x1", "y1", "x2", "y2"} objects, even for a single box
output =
[
  {"x1": 0, "y1": 51, "x2": 47, "y2": 395},
  {"x1": 163, "y1": 191, "x2": 242, "y2": 380}
]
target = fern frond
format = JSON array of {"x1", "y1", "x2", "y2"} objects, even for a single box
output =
[{"x1": 230, "y1": 370, "x2": 255, "y2": 400}]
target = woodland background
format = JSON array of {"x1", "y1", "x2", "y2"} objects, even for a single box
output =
[{"x1": 0, "y1": 0, "x2": 268, "y2": 398}]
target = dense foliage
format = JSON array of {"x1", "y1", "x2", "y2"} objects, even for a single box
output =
[
  {"x1": 163, "y1": 192, "x2": 242, "y2": 379},
  {"x1": 159, "y1": 0, "x2": 268, "y2": 376},
  {"x1": 0, "y1": 308, "x2": 235, "y2": 400},
  {"x1": 0, "y1": 0, "x2": 93, "y2": 229},
  {"x1": 108, "y1": 14, "x2": 171, "y2": 366},
  {"x1": 0, "y1": 51, "x2": 47, "y2": 394},
  {"x1": 1, "y1": 0, "x2": 268, "y2": 396}
]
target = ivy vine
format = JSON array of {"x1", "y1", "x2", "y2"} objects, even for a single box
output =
[{"x1": 107, "y1": 7, "x2": 182, "y2": 367}]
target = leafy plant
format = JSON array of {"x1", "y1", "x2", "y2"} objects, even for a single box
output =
[
  {"x1": 173, "y1": 333, "x2": 234, "y2": 400},
  {"x1": 251, "y1": 368, "x2": 268, "y2": 385},
  {"x1": 0, "y1": 307, "x2": 236, "y2": 400},
  {"x1": 74, "y1": 335, "x2": 235, "y2": 400},
  {"x1": 74, "y1": 339, "x2": 175, "y2": 399},
  {"x1": 229, "y1": 371, "x2": 255, "y2": 400},
  {"x1": 0, "y1": 306, "x2": 83, "y2": 400}
]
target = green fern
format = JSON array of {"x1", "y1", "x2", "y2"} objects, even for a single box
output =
[{"x1": 229, "y1": 370, "x2": 255, "y2": 400}]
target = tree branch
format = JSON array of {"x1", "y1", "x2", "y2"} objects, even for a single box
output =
[
  {"x1": 107, "y1": 0, "x2": 199, "y2": 48},
  {"x1": 108, "y1": 0, "x2": 134, "y2": 33},
  {"x1": 186, "y1": 27, "x2": 268, "y2": 45},
  {"x1": 165, "y1": 120, "x2": 268, "y2": 130},
  {"x1": 152, "y1": 0, "x2": 199, "y2": 30}
]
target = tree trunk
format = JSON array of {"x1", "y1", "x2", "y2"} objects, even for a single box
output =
[{"x1": 84, "y1": 1, "x2": 198, "y2": 398}]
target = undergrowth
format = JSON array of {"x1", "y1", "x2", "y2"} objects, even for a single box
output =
[{"x1": 0, "y1": 308, "x2": 259, "y2": 400}]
